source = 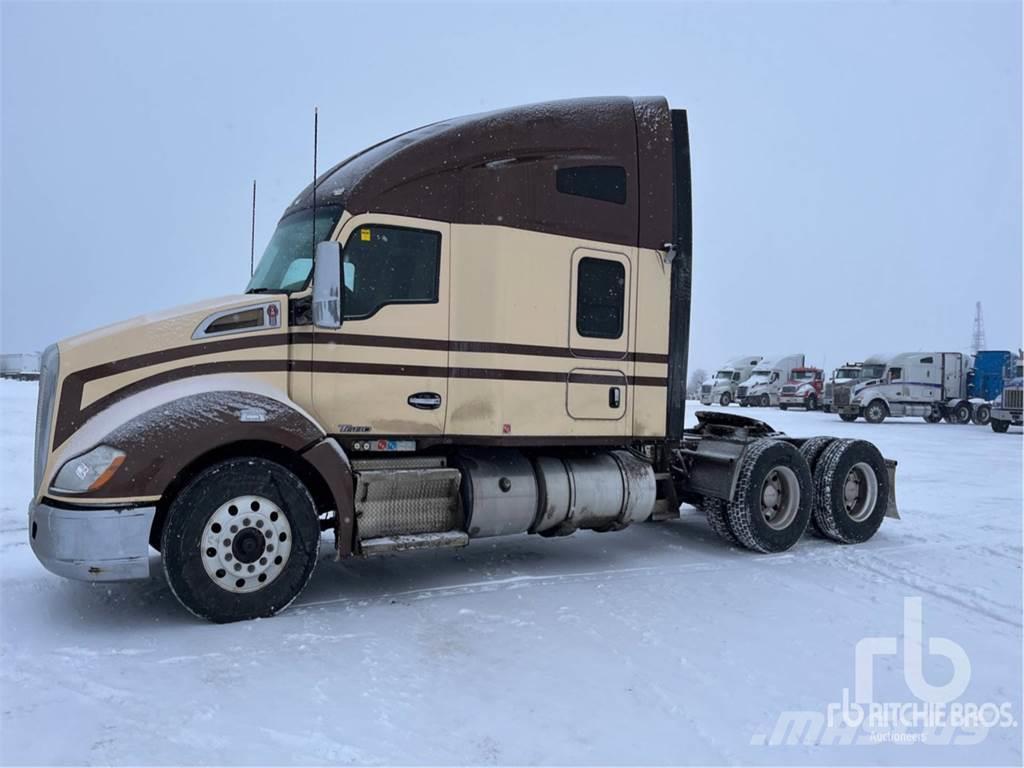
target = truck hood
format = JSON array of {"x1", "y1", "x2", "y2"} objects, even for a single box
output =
[
  {"x1": 742, "y1": 375, "x2": 770, "y2": 388},
  {"x1": 57, "y1": 294, "x2": 285, "y2": 381}
]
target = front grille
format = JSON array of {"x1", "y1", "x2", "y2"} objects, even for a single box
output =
[
  {"x1": 34, "y1": 344, "x2": 59, "y2": 495},
  {"x1": 701, "y1": 384, "x2": 711, "y2": 395},
  {"x1": 1005, "y1": 388, "x2": 1023, "y2": 411},
  {"x1": 824, "y1": 382, "x2": 834, "y2": 398},
  {"x1": 834, "y1": 386, "x2": 851, "y2": 407},
  {"x1": 737, "y1": 386, "x2": 748, "y2": 399},
  {"x1": 781, "y1": 385, "x2": 797, "y2": 395}
]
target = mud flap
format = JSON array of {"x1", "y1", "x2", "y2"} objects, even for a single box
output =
[{"x1": 885, "y1": 459, "x2": 900, "y2": 519}]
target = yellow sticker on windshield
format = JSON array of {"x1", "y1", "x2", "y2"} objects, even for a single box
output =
[{"x1": 360, "y1": 228, "x2": 371, "y2": 241}]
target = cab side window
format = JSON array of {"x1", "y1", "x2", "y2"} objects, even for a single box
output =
[
  {"x1": 343, "y1": 226, "x2": 440, "y2": 320},
  {"x1": 888, "y1": 367, "x2": 903, "y2": 382},
  {"x1": 576, "y1": 257, "x2": 625, "y2": 339}
]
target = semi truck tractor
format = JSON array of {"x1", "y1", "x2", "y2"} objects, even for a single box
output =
[
  {"x1": 699, "y1": 355, "x2": 762, "y2": 406},
  {"x1": 737, "y1": 354, "x2": 805, "y2": 407},
  {"x1": 822, "y1": 363, "x2": 862, "y2": 413},
  {"x1": 835, "y1": 352, "x2": 976, "y2": 424},
  {"x1": 831, "y1": 355, "x2": 888, "y2": 421},
  {"x1": 966, "y1": 350, "x2": 1015, "y2": 425},
  {"x1": 990, "y1": 359, "x2": 1023, "y2": 433},
  {"x1": 778, "y1": 366, "x2": 824, "y2": 410},
  {"x1": 27, "y1": 98, "x2": 899, "y2": 622}
]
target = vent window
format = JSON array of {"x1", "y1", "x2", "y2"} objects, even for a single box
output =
[
  {"x1": 576, "y1": 257, "x2": 625, "y2": 339},
  {"x1": 556, "y1": 165, "x2": 627, "y2": 205}
]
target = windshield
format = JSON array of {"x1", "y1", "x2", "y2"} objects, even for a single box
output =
[
  {"x1": 751, "y1": 370, "x2": 771, "y2": 378},
  {"x1": 715, "y1": 370, "x2": 733, "y2": 380},
  {"x1": 791, "y1": 370, "x2": 815, "y2": 380},
  {"x1": 247, "y1": 206, "x2": 343, "y2": 293},
  {"x1": 835, "y1": 368, "x2": 859, "y2": 379},
  {"x1": 861, "y1": 365, "x2": 885, "y2": 379}
]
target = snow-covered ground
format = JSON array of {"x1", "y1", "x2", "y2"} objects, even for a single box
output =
[{"x1": 1, "y1": 379, "x2": 1020, "y2": 765}]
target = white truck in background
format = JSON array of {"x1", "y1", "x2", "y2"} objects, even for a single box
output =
[
  {"x1": 822, "y1": 362, "x2": 862, "y2": 413},
  {"x1": 698, "y1": 355, "x2": 762, "y2": 406},
  {"x1": 835, "y1": 352, "x2": 977, "y2": 424},
  {"x1": 827, "y1": 355, "x2": 888, "y2": 416},
  {"x1": 737, "y1": 354, "x2": 805, "y2": 407}
]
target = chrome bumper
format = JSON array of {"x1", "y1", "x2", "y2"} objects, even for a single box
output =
[
  {"x1": 991, "y1": 407, "x2": 1023, "y2": 425},
  {"x1": 29, "y1": 501, "x2": 155, "y2": 581}
]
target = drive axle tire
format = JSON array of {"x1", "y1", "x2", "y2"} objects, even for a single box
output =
[
  {"x1": 779, "y1": 404, "x2": 788, "y2": 411},
  {"x1": 161, "y1": 457, "x2": 321, "y2": 623},
  {"x1": 864, "y1": 400, "x2": 887, "y2": 424},
  {"x1": 924, "y1": 409, "x2": 942, "y2": 424},
  {"x1": 726, "y1": 439, "x2": 812, "y2": 553},
  {"x1": 991, "y1": 419, "x2": 1010, "y2": 433},
  {"x1": 839, "y1": 413, "x2": 858, "y2": 422},
  {"x1": 812, "y1": 439, "x2": 889, "y2": 544},
  {"x1": 799, "y1": 436, "x2": 837, "y2": 537},
  {"x1": 952, "y1": 402, "x2": 972, "y2": 424},
  {"x1": 699, "y1": 497, "x2": 739, "y2": 545},
  {"x1": 972, "y1": 404, "x2": 991, "y2": 426}
]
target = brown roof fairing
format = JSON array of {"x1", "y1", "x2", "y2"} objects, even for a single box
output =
[{"x1": 285, "y1": 97, "x2": 674, "y2": 250}]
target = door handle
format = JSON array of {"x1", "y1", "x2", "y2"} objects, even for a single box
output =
[
  {"x1": 408, "y1": 392, "x2": 442, "y2": 410},
  {"x1": 609, "y1": 387, "x2": 621, "y2": 409}
]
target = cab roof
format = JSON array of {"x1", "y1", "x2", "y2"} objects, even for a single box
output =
[{"x1": 284, "y1": 97, "x2": 675, "y2": 250}]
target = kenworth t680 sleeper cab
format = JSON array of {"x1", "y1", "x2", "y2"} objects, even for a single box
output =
[{"x1": 29, "y1": 98, "x2": 899, "y2": 622}]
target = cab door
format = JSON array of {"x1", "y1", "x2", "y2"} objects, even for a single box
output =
[
  {"x1": 566, "y1": 248, "x2": 632, "y2": 429},
  {"x1": 312, "y1": 214, "x2": 450, "y2": 441}
]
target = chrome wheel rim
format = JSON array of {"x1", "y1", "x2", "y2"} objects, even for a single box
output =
[
  {"x1": 759, "y1": 466, "x2": 799, "y2": 530},
  {"x1": 842, "y1": 462, "x2": 878, "y2": 522},
  {"x1": 201, "y1": 495, "x2": 293, "y2": 593}
]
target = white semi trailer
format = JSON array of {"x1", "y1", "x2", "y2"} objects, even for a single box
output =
[
  {"x1": 835, "y1": 352, "x2": 976, "y2": 424},
  {"x1": 737, "y1": 354, "x2": 805, "y2": 407},
  {"x1": 699, "y1": 355, "x2": 762, "y2": 406}
]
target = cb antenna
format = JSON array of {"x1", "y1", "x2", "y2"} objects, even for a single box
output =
[
  {"x1": 250, "y1": 179, "x2": 257, "y2": 276},
  {"x1": 312, "y1": 106, "x2": 319, "y2": 255}
]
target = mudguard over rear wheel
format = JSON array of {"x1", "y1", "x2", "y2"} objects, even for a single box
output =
[
  {"x1": 812, "y1": 439, "x2": 889, "y2": 544},
  {"x1": 726, "y1": 439, "x2": 812, "y2": 553},
  {"x1": 161, "y1": 457, "x2": 321, "y2": 623}
]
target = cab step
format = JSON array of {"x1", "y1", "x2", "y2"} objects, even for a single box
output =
[{"x1": 360, "y1": 531, "x2": 470, "y2": 556}]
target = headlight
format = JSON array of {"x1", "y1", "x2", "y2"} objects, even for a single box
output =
[{"x1": 51, "y1": 445, "x2": 126, "y2": 494}]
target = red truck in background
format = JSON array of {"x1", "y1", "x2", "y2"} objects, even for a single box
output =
[{"x1": 778, "y1": 367, "x2": 824, "y2": 410}]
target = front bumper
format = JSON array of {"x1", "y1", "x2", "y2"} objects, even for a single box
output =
[
  {"x1": 836, "y1": 404, "x2": 861, "y2": 416},
  {"x1": 779, "y1": 395, "x2": 808, "y2": 406},
  {"x1": 991, "y1": 408, "x2": 1023, "y2": 426},
  {"x1": 29, "y1": 501, "x2": 155, "y2": 581}
]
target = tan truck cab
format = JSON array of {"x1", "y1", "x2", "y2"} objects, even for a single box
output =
[{"x1": 30, "y1": 98, "x2": 898, "y2": 622}]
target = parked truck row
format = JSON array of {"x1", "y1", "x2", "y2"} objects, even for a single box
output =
[{"x1": 699, "y1": 350, "x2": 1021, "y2": 433}]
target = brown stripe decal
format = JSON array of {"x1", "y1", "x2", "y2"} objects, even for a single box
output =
[{"x1": 54, "y1": 331, "x2": 668, "y2": 448}]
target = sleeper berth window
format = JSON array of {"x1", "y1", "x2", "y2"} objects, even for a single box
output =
[
  {"x1": 556, "y1": 165, "x2": 627, "y2": 205},
  {"x1": 576, "y1": 257, "x2": 625, "y2": 339}
]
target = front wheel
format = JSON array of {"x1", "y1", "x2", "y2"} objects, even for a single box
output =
[
  {"x1": 760, "y1": 394, "x2": 771, "y2": 407},
  {"x1": 839, "y1": 413, "x2": 858, "y2": 422},
  {"x1": 807, "y1": 395, "x2": 818, "y2": 411},
  {"x1": 779, "y1": 404, "x2": 788, "y2": 411},
  {"x1": 726, "y1": 439, "x2": 812, "y2": 553},
  {"x1": 972, "y1": 404, "x2": 991, "y2": 426},
  {"x1": 719, "y1": 392, "x2": 732, "y2": 407},
  {"x1": 864, "y1": 400, "x2": 887, "y2": 424},
  {"x1": 161, "y1": 457, "x2": 322, "y2": 623},
  {"x1": 991, "y1": 419, "x2": 1010, "y2": 433}
]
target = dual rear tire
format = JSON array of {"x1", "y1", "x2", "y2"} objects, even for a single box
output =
[{"x1": 701, "y1": 437, "x2": 889, "y2": 551}]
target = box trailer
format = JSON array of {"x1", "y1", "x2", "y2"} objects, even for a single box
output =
[{"x1": 28, "y1": 98, "x2": 899, "y2": 622}]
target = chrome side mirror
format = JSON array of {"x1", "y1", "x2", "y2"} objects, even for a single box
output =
[{"x1": 312, "y1": 241, "x2": 342, "y2": 329}]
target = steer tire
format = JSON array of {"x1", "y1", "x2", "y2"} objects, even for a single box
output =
[
  {"x1": 812, "y1": 439, "x2": 889, "y2": 544},
  {"x1": 864, "y1": 400, "x2": 887, "y2": 424},
  {"x1": 839, "y1": 413, "x2": 858, "y2": 422},
  {"x1": 719, "y1": 392, "x2": 732, "y2": 407},
  {"x1": 699, "y1": 497, "x2": 739, "y2": 545},
  {"x1": 726, "y1": 439, "x2": 812, "y2": 553},
  {"x1": 161, "y1": 457, "x2": 321, "y2": 623},
  {"x1": 991, "y1": 419, "x2": 1010, "y2": 433},
  {"x1": 799, "y1": 436, "x2": 837, "y2": 537}
]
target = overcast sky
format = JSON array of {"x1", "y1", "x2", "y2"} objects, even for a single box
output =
[{"x1": 2, "y1": 1, "x2": 1021, "y2": 375}]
